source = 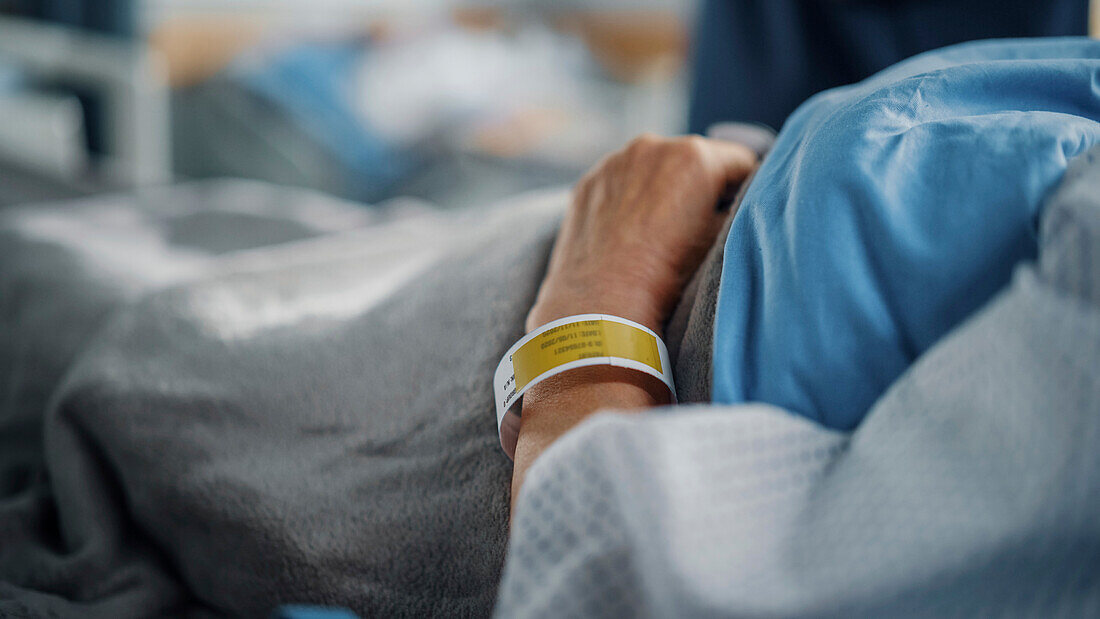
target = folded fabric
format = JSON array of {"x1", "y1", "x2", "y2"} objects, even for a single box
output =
[
  {"x1": 0, "y1": 182, "x2": 573, "y2": 617},
  {"x1": 0, "y1": 180, "x2": 461, "y2": 617},
  {"x1": 713, "y1": 37, "x2": 1100, "y2": 429},
  {"x1": 0, "y1": 180, "x2": 379, "y2": 495}
]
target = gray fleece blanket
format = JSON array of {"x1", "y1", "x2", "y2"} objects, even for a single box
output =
[
  {"x1": 0, "y1": 180, "x2": 554, "y2": 616},
  {"x1": 1, "y1": 177, "x2": 723, "y2": 617}
]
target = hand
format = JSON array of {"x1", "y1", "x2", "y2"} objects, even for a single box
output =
[
  {"x1": 510, "y1": 134, "x2": 757, "y2": 514},
  {"x1": 527, "y1": 133, "x2": 758, "y2": 334}
]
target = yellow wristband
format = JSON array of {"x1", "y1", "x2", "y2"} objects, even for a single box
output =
[{"x1": 493, "y1": 314, "x2": 676, "y2": 459}]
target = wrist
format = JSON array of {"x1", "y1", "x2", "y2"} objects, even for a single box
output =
[
  {"x1": 526, "y1": 285, "x2": 663, "y2": 334},
  {"x1": 526, "y1": 304, "x2": 662, "y2": 335},
  {"x1": 519, "y1": 365, "x2": 670, "y2": 426}
]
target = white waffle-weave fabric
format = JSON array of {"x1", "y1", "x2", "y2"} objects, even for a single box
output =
[{"x1": 495, "y1": 150, "x2": 1100, "y2": 617}]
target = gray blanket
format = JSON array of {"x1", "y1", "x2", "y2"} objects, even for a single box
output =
[{"x1": 0, "y1": 180, "x2": 588, "y2": 617}]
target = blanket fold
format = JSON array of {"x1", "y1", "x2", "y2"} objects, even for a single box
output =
[{"x1": 0, "y1": 183, "x2": 570, "y2": 617}]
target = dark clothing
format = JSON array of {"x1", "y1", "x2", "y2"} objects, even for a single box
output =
[
  {"x1": 688, "y1": 0, "x2": 1090, "y2": 132},
  {"x1": 10, "y1": 0, "x2": 134, "y2": 37}
]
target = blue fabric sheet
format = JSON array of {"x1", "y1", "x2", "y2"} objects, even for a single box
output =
[
  {"x1": 711, "y1": 37, "x2": 1100, "y2": 430},
  {"x1": 236, "y1": 42, "x2": 414, "y2": 202}
]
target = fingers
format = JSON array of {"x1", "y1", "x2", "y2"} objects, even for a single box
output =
[
  {"x1": 619, "y1": 133, "x2": 757, "y2": 186},
  {"x1": 698, "y1": 137, "x2": 758, "y2": 186}
]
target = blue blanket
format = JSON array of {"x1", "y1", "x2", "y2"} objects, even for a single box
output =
[{"x1": 712, "y1": 37, "x2": 1100, "y2": 429}]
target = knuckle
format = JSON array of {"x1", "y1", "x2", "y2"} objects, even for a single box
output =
[
  {"x1": 626, "y1": 132, "x2": 660, "y2": 152},
  {"x1": 683, "y1": 134, "x2": 706, "y2": 146},
  {"x1": 666, "y1": 138, "x2": 706, "y2": 166},
  {"x1": 575, "y1": 172, "x2": 595, "y2": 194},
  {"x1": 679, "y1": 135, "x2": 708, "y2": 156}
]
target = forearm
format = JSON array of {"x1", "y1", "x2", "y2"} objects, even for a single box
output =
[
  {"x1": 510, "y1": 285, "x2": 669, "y2": 511},
  {"x1": 510, "y1": 365, "x2": 670, "y2": 513}
]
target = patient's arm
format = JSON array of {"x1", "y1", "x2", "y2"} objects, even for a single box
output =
[{"x1": 511, "y1": 133, "x2": 757, "y2": 511}]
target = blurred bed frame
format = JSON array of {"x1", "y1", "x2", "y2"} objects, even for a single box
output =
[
  {"x1": 0, "y1": 16, "x2": 170, "y2": 205},
  {"x1": 0, "y1": 0, "x2": 1095, "y2": 208}
]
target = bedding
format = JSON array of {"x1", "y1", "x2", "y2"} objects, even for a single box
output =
[
  {"x1": 498, "y1": 142, "x2": 1100, "y2": 618},
  {"x1": 1, "y1": 38, "x2": 1098, "y2": 619},
  {"x1": 0, "y1": 180, "x2": 521, "y2": 616},
  {"x1": 713, "y1": 37, "x2": 1100, "y2": 430},
  {"x1": 0, "y1": 180, "x2": 404, "y2": 494},
  {"x1": 0, "y1": 167, "x2": 730, "y2": 616}
]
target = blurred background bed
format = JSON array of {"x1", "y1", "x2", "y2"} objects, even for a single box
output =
[
  {"x1": 0, "y1": 0, "x2": 693, "y2": 209},
  {"x1": 1, "y1": 0, "x2": 1096, "y2": 210}
]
